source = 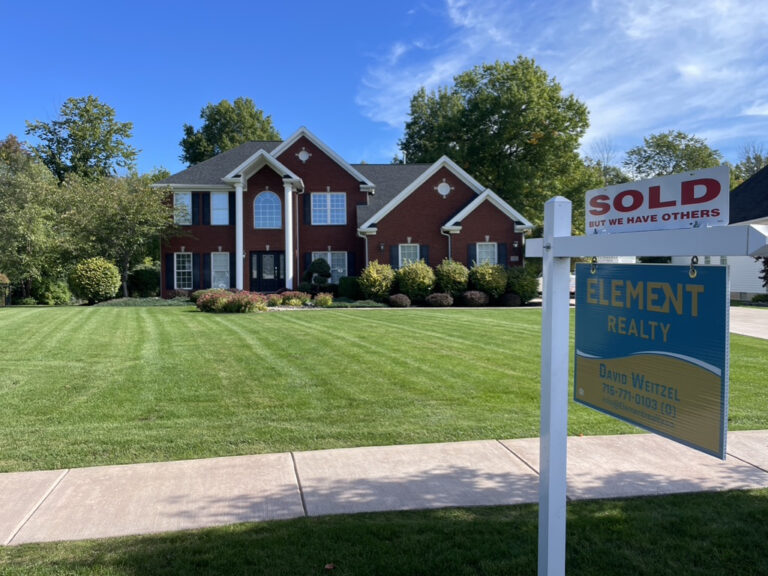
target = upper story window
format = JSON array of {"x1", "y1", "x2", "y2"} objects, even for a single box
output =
[
  {"x1": 211, "y1": 192, "x2": 229, "y2": 225},
  {"x1": 174, "y1": 192, "x2": 192, "y2": 225},
  {"x1": 254, "y1": 191, "x2": 281, "y2": 229},
  {"x1": 476, "y1": 242, "x2": 498, "y2": 265},
  {"x1": 311, "y1": 192, "x2": 346, "y2": 225},
  {"x1": 398, "y1": 244, "x2": 420, "y2": 268}
]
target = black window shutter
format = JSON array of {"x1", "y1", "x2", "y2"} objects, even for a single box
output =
[
  {"x1": 419, "y1": 245, "x2": 429, "y2": 266},
  {"x1": 390, "y1": 245, "x2": 399, "y2": 269},
  {"x1": 303, "y1": 194, "x2": 311, "y2": 225},
  {"x1": 203, "y1": 253, "x2": 211, "y2": 288},
  {"x1": 304, "y1": 252, "x2": 312, "y2": 273},
  {"x1": 346, "y1": 252, "x2": 356, "y2": 276},
  {"x1": 229, "y1": 252, "x2": 237, "y2": 288},
  {"x1": 192, "y1": 254, "x2": 201, "y2": 290},
  {"x1": 228, "y1": 192, "x2": 236, "y2": 226},
  {"x1": 468, "y1": 244, "x2": 477, "y2": 267},
  {"x1": 202, "y1": 192, "x2": 211, "y2": 226},
  {"x1": 192, "y1": 193, "x2": 200, "y2": 225},
  {"x1": 497, "y1": 243, "x2": 508, "y2": 268},
  {"x1": 165, "y1": 253, "x2": 174, "y2": 291}
]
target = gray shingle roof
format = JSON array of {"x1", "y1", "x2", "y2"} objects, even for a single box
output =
[
  {"x1": 352, "y1": 163, "x2": 432, "y2": 224},
  {"x1": 730, "y1": 164, "x2": 768, "y2": 224},
  {"x1": 156, "y1": 141, "x2": 282, "y2": 186}
]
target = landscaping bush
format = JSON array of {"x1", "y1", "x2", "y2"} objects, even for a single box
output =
[
  {"x1": 314, "y1": 292, "x2": 333, "y2": 308},
  {"x1": 425, "y1": 292, "x2": 454, "y2": 307},
  {"x1": 280, "y1": 291, "x2": 312, "y2": 305},
  {"x1": 395, "y1": 260, "x2": 436, "y2": 302},
  {"x1": 196, "y1": 290, "x2": 267, "y2": 313},
  {"x1": 166, "y1": 289, "x2": 190, "y2": 300},
  {"x1": 752, "y1": 294, "x2": 768, "y2": 304},
  {"x1": 388, "y1": 293, "x2": 411, "y2": 308},
  {"x1": 497, "y1": 292, "x2": 522, "y2": 307},
  {"x1": 329, "y1": 299, "x2": 387, "y2": 308},
  {"x1": 68, "y1": 257, "x2": 121, "y2": 305},
  {"x1": 297, "y1": 281, "x2": 313, "y2": 294},
  {"x1": 338, "y1": 276, "x2": 362, "y2": 300},
  {"x1": 359, "y1": 260, "x2": 395, "y2": 302},
  {"x1": 506, "y1": 266, "x2": 539, "y2": 304},
  {"x1": 31, "y1": 277, "x2": 72, "y2": 306},
  {"x1": 303, "y1": 258, "x2": 331, "y2": 292},
  {"x1": 17, "y1": 297, "x2": 37, "y2": 306},
  {"x1": 434, "y1": 259, "x2": 469, "y2": 297},
  {"x1": 266, "y1": 293, "x2": 283, "y2": 307},
  {"x1": 128, "y1": 261, "x2": 160, "y2": 297},
  {"x1": 462, "y1": 290, "x2": 490, "y2": 306},
  {"x1": 469, "y1": 263, "x2": 507, "y2": 298},
  {"x1": 190, "y1": 288, "x2": 233, "y2": 304}
]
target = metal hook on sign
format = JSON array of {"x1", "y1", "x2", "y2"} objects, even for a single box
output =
[
  {"x1": 689, "y1": 255, "x2": 698, "y2": 279},
  {"x1": 590, "y1": 257, "x2": 598, "y2": 275}
]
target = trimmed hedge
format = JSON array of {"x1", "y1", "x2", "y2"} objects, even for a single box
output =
[
  {"x1": 359, "y1": 261, "x2": 395, "y2": 302},
  {"x1": 314, "y1": 292, "x2": 334, "y2": 307},
  {"x1": 462, "y1": 290, "x2": 490, "y2": 306},
  {"x1": 469, "y1": 263, "x2": 507, "y2": 298},
  {"x1": 506, "y1": 266, "x2": 539, "y2": 304},
  {"x1": 395, "y1": 260, "x2": 435, "y2": 302},
  {"x1": 196, "y1": 290, "x2": 267, "y2": 313},
  {"x1": 128, "y1": 261, "x2": 160, "y2": 297},
  {"x1": 425, "y1": 292, "x2": 454, "y2": 307},
  {"x1": 388, "y1": 293, "x2": 411, "y2": 308},
  {"x1": 69, "y1": 257, "x2": 121, "y2": 305},
  {"x1": 435, "y1": 259, "x2": 469, "y2": 297},
  {"x1": 338, "y1": 276, "x2": 362, "y2": 300}
]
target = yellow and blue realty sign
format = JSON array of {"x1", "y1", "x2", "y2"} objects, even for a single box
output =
[{"x1": 574, "y1": 263, "x2": 729, "y2": 458}]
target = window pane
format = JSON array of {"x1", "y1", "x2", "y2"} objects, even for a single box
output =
[
  {"x1": 174, "y1": 193, "x2": 191, "y2": 225},
  {"x1": 175, "y1": 253, "x2": 192, "y2": 290},
  {"x1": 477, "y1": 243, "x2": 497, "y2": 265},
  {"x1": 254, "y1": 192, "x2": 281, "y2": 228},
  {"x1": 330, "y1": 252, "x2": 347, "y2": 283},
  {"x1": 211, "y1": 253, "x2": 229, "y2": 288},
  {"x1": 312, "y1": 194, "x2": 328, "y2": 225},
  {"x1": 330, "y1": 193, "x2": 346, "y2": 224},
  {"x1": 399, "y1": 244, "x2": 419, "y2": 267},
  {"x1": 211, "y1": 192, "x2": 229, "y2": 225}
]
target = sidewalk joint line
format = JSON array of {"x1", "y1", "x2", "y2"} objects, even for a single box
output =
[
  {"x1": 5, "y1": 469, "x2": 70, "y2": 546},
  {"x1": 495, "y1": 439, "x2": 540, "y2": 477},
  {"x1": 726, "y1": 451, "x2": 768, "y2": 475},
  {"x1": 290, "y1": 452, "x2": 308, "y2": 517}
]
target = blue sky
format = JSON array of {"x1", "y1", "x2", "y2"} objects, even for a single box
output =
[{"x1": 2, "y1": 0, "x2": 767, "y2": 176}]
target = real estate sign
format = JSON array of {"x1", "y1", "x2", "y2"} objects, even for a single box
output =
[
  {"x1": 585, "y1": 166, "x2": 730, "y2": 234},
  {"x1": 574, "y1": 263, "x2": 729, "y2": 458}
]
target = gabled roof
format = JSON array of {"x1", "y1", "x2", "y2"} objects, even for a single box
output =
[
  {"x1": 272, "y1": 126, "x2": 375, "y2": 189},
  {"x1": 442, "y1": 189, "x2": 534, "y2": 232},
  {"x1": 730, "y1": 164, "x2": 768, "y2": 225},
  {"x1": 357, "y1": 156, "x2": 486, "y2": 231},
  {"x1": 222, "y1": 149, "x2": 303, "y2": 190},
  {"x1": 156, "y1": 141, "x2": 281, "y2": 187}
]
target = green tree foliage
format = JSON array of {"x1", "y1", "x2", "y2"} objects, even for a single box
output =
[
  {"x1": 68, "y1": 257, "x2": 121, "y2": 305},
  {"x1": 180, "y1": 97, "x2": 280, "y2": 165},
  {"x1": 57, "y1": 174, "x2": 176, "y2": 297},
  {"x1": 0, "y1": 136, "x2": 64, "y2": 298},
  {"x1": 734, "y1": 143, "x2": 768, "y2": 184},
  {"x1": 622, "y1": 131, "x2": 723, "y2": 180},
  {"x1": 506, "y1": 266, "x2": 539, "y2": 304},
  {"x1": 399, "y1": 57, "x2": 594, "y2": 221},
  {"x1": 25, "y1": 96, "x2": 137, "y2": 182}
]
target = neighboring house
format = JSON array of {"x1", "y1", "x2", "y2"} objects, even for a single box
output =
[
  {"x1": 157, "y1": 127, "x2": 533, "y2": 296},
  {"x1": 671, "y1": 164, "x2": 768, "y2": 300}
]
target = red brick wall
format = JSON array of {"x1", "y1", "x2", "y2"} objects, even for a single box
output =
[{"x1": 452, "y1": 200, "x2": 525, "y2": 267}]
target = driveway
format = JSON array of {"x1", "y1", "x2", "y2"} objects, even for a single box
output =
[{"x1": 730, "y1": 306, "x2": 768, "y2": 340}]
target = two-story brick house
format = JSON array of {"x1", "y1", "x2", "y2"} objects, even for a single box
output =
[{"x1": 158, "y1": 127, "x2": 533, "y2": 296}]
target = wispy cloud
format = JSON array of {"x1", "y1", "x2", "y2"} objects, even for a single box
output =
[{"x1": 357, "y1": 0, "x2": 768, "y2": 162}]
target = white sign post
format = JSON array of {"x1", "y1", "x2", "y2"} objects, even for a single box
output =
[{"x1": 527, "y1": 195, "x2": 768, "y2": 576}]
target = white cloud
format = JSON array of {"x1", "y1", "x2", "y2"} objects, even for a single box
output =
[{"x1": 357, "y1": 0, "x2": 768, "y2": 162}]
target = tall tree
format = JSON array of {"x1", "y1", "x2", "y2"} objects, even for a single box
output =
[
  {"x1": 622, "y1": 130, "x2": 723, "y2": 180},
  {"x1": 57, "y1": 174, "x2": 177, "y2": 296},
  {"x1": 25, "y1": 96, "x2": 137, "y2": 182},
  {"x1": 734, "y1": 143, "x2": 768, "y2": 183},
  {"x1": 399, "y1": 57, "x2": 593, "y2": 222},
  {"x1": 180, "y1": 97, "x2": 280, "y2": 165}
]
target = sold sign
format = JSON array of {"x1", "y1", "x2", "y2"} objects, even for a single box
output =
[{"x1": 585, "y1": 166, "x2": 730, "y2": 234}]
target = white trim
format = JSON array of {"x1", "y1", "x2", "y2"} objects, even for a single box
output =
[
  {"x1": 359, "y1": 156, "x2": 487, "y2": 231},
  {"x1": 442, "y1": 189, "x2": 534, "y2": 231},
  {"x1": 271, "y1": 126, "x2": 375, "y2": 188},
  {"x1": 222, "y1": 149, "x2": 303, "y2": 191},
  {"x1": 153, "y1": 183, "x2": 232, "y2": 191},
  {"x1": 310, "y1": 192, "x2": 347, "y2": 226},
  {"x1": 253, "y1": 190, "x2": 282, "y2": 229}
]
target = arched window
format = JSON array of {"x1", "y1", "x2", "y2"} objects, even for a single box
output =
[{"x1": 253, "y1": 191, "x2": 281, "y2": 229}]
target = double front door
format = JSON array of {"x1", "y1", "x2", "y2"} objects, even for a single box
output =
[{"x1": 250, "y1": 251, "x2": 285, "y2": 292}]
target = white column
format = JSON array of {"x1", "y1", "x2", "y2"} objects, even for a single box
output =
[
  {"x1": 284, "y1": 182, "x2": 294, "y2": 290},
  {"x1": 235, "y1": 183, "x2": 244, "y2": 290},
  {"x1": 538, "y1": 196, "x2": 572, "y2": 576}
]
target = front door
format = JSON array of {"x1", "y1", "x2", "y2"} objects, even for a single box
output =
[{"x1": 250, "y1": 251, "x2": 285, "y2": 292}]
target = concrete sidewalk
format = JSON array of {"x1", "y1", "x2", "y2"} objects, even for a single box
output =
[
  {"x1": 2, "y1": 431, "x2": 767, "y2": 546},
  {"x1": 730, "y1": 306, "x2": 768, "y2": 340}
]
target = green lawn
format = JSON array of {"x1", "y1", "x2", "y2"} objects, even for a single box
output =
[
  {"x1": 0, "y1": 306, "x2": 765, "y2": 472},
  {"x1": 1, "y1": 489, "x2": 767, "y2": 575}
]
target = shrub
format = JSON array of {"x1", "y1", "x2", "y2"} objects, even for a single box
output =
[
  {"x1": 359, "y1": 260, "x2": 395, "y2": 302},
  {"x1": 506, "y1": 266, "x2": 539, "y2": 304},
  {"x1": 192, "y1": 288, "x2": 229, "y2": 305},
  {"x1": 469, "y1": 263, "x2": 507, "y2": 298},
  {"x1": 330, "y1": 299, "x2": 387, "y2": 308},
  {"x1": 280, "y1": 291, "x2": 311, "y2": 305},
  {"x1": 0, "y1": 273, "x2": 9, "y2": 285},
  {"x1": 17, "y1": 297, "x2": 37, "y2": 306},
  {"x1": 32, "y1": 277, "x2": 72, "y2": 306},
  {"x1": 128, "y1": 261, "x2": 160, "y2": 297},
  {"x1": 196, "y1": 290, "x2": 267, "y2": 313},
  {"x1": 462, "y1": 290, "x2": 490, "y2": 306},
  {"x1": 303, "y1": 258, "x2": 331, "y2": 291},
  {"x1": 425, "y1": 292, "x2": 454, "y2": 307},
  {"x1": 388, "y1": 293, "x2": 411, "y2": 308},
  {"x1": 395, "y1": 260, "x2": 436, "y2": 302},
  {"x1": 297, "y1": 281, "x2": 313, "y2": 294},
  {"x1": 283, "y1": 297, "x2": 304, "y2": 307},
  {"x1": 69, "y1": 257, "x2": 121, "y2": 305},
  {"x1": 497, "y1": 292, "x2": 522, "y2": 307},
  {"x1": 434, "y1": 259, "x2": 469, "y2": 298},
  {"x1": 266, "y1": 293, "x2": 283, "y2": 307},
  {"x1": 338, "y1": 276, "x2": 362, "y2": 300},
  {"x1": 752, "y1": 294, "x2": 768, "y2": 303},
  {"x1": 314, "y1": 292, "x2": 333, "y2": 307}
]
